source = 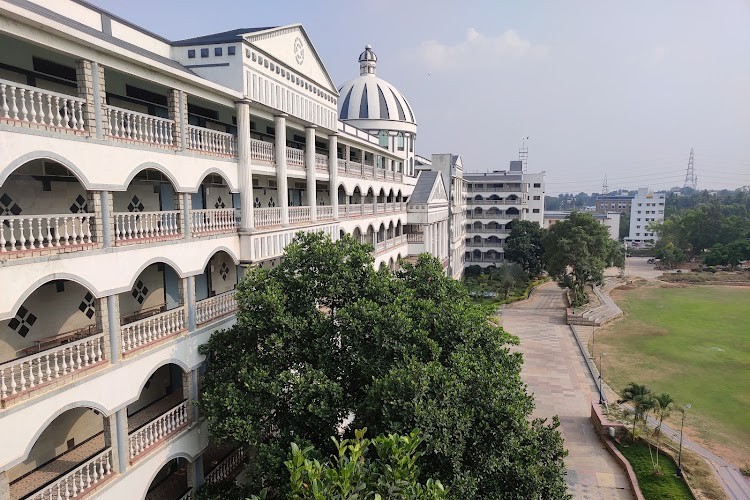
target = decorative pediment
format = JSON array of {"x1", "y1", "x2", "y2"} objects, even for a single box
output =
[
  {"x1": 244, "y1": 25, "x2": 338, "y2": 94},
  {"x1": 428, "y1": 174, "x2": 448, "y2": 204}
]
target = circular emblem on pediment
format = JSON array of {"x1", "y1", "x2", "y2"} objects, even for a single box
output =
[{"x1": 294, "y1": 37, "x2": 304, "y2": 65}]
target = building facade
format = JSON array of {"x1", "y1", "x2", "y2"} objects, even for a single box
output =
[
  {"x1": 595, "y1": 194, "x2": 633, "y2": 214},
  {"x1": 544, "y1": 211, "x2": 621, "y2": 240},
  {"x1": 464, "y1": 162, "x2": 545, "y2": 268},
  {"x1": 0, "y1": 1, "x2": 458, "y2": 499},
  {"x1": 624, "y1": 188, "x2": 666, "y2": 247}
]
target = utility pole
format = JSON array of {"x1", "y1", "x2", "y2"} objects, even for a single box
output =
[
  {"x1": 683, "y1": 148, "x2": 697, "y2": 190},
  {"x1": 601, "y1": 174, "x2": 608, "y2": 195}
]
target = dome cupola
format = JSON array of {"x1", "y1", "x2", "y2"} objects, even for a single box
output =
[{"x1": 359, "y1": 44, "x2": 377, "y2": 75}]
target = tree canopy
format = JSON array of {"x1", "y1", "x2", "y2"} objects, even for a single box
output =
[
  {"x1": 505, "y1": 220, "x2": 547, "y2": 276},
  {"x1": 199, "y1": 232, "x2": 569, "y2": 499},
  {"x1": 543, "y1": 212, "x2": 623, "y2": 307}
]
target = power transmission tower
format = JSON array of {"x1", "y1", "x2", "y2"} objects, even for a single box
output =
[
  {"x1": 519, "y1": 136, "x2": 529, "y2": 172},
  {"x1": 602, "y1": 174, "x2": 608, "y2": 195},
  {"x1": 684, "y1": 148, "x2": 697, "y2": 189}
]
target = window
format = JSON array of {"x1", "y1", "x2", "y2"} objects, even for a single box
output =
[
  {"x1": 397, "y1": 133, "x2": 404, "y2": 151},
  {"x1": 533, "y1": 196, "x2": 540, "y2": 200},
  {"x1": 188, "y1": 49, "x2": 195, "y2": 59},
  {"x1": 214, "y1": 47, "x2": 222, "y2": 56},
  {"x1": 200, "y1": 48, "x2": 209, "y2": 58},
  {"x1": 228, "y1": 46, "x2": 236, "y2": 56},
  {"x1": 533, "y1": 183, "x2": 541, "y2": 188},
  {"x1": 532, "y1": 208, "x2": 540, "y2": 213}
]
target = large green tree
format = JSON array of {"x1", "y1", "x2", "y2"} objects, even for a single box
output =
[
  {"x1": 504, "y1": 220, "x2": 547, "y2": 276},
  {"x1": 543, "y1": 212, "x2": 623, "y2": 307},
  {"x1": 199, "y1": 232, "x2": 569, "y2": 499}
]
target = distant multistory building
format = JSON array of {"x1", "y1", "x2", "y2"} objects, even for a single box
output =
[
  {"x1": 625, "y1": 188, "x2": 666, "y2": 247},
  {"x1": 544, "y1": 211, "x2": 620, "y2": 240},
  {"x1": 595, "y1": 194, "x2": 633, "y2": 214},
  {"x1": 463, "y1": 161, "x2": 545, "y2": 268}
]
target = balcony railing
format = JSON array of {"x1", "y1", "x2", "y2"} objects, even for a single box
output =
[
  {"x1": 0, "y1": 78, "x2": 86, "y2": 132},
  {"x1": 196, "y1": 291, "x2": 237, "y2": 325},
  {"x1": 205, "y1": 448, "x2": 247, "y2": 485},
  {"x1": 315, "y1": 153, "x2": 328, "y2": 172},
  {"x1": 121, "y1": 307, "x2": 187, "y2": 354},
  {"x1": 466, "y1": 241, "x2": 505, "y2": 248},
  {"x1": 25, "y1": 448, "x2": 114, "y2": 500},
  {"x1": 128, "y1": 400, "x2": 189, "y2": 461},
  {"x1": 467, "y1": 186, "x2": 528, "y2": 193},
  {"x1": 336, "y1": 160, "x2": 403, "y2": 183},
  {"x1": 1, "y1": 214, "x2": 94, "y2": 253},
  {"x1": 113, "y1": 211, "x2": 181, "y2": 242},
  {"x1": 104, "y1": 105, "x2": 175, "y2": 146},
  {"x1": 406, "y1": 233, "x2": 424, "y2": 243},
  {"x1": 288, "y1": 206, "x2": 311, "y2": 224},
  {"x1": 467, "y1": 227, "x2": 509, "y2": 234},
  {"x1": 178, "y1": 489, "x2": 194, "y2": 500},
  {"x1": 465, "y1": 213, "x2": 521, "y2": 220},
  {"x1": 466, "y1": 199, "x2": 524, "y2": 205},
  {"x1": 254, "y1": 207, "x2": 282, "y2": 227},
  {"x1": 250, "y1": 138, "x2": 275, "y2": 164},
  {"x1": 190, "y1": 209, "x2": 238, "y2": 236},
  {"x1": 286, "y1": 147, "x2": 305, "y2": 169},
  {"x1": 0, "y1": 333, "x2": 106, "y2": 403},
  {"x1": 316, "y1": 205, "x2": 334, "y2": 221},
  {"x1": 186, "y1": 126, "x2": 237, "y2": 157}
]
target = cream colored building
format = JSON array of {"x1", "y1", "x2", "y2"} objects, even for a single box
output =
[{"x1": 0, "y1": 2, "x2": 459, "y2": 498}]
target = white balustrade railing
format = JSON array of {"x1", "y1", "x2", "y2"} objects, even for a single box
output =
[
  {"x1": 191, "y1": 209, "x2": 239, "y2": 235},
  {"x1": 315, "y1": 153, "x2": 328, "y2": 171},
  {"x1": 113, "y1": 211, "x2": 180, "y2": 242},
  {"x1": 376, "y1": 203, "x2": 386, "y2": 214},
  {"x1": 26, "y1": 448, "x2": 114, "y2": 500},
  {"x1": 337, "y1": 159, "x2": 347, "y2": 173},
  {"x1": 0, "y1": 79, "x2": 86, "y2": 131},
  {"x1": 363, "y1": 204, "x2": 374, "y2": 216},
  {"x1": 0, "y1": 214, "x2": 93, "y2": 253},
  {"x1": 316, "y1": 205, "x2": 334, "y2": 220},
  {"x1": 407, "y1": 233, "x2": 424, "y2": 243},
  {"x1": 376, "y1": 241, "x2": 386, "y2": 253},
  {"x1": 286, "y1": 147, "x2": 305, "y2": 168},
  {"x1": 0, "y1": 333, "x2": 105, "y2": 402},
  {"x1": 196, "y1": 291, "x2": 237, "y2": 325},
  {"x1": 121, "y1": 307, "x2": 186, "y2": 353},
  {"x1": 128, "y1": 400, "x2": 189, "y2": 460},
  {"x1": 205, "y1": 448, "x2": 247, "y2": 485},
  {"x1": 187, "y1": 125, "x2": 237, "y2": 156},
  {"x1": 288, "y1": 206, "x2": 311, "y2": 224},
  {"x1": 177, "y1": 489, "x2": 193, "y2": 500},
  {"x1": 250, "y1": 138, "x2": 275, "y2": 163},
  {"x1": 254, "y1": 207, "x2": 282, "y2": 227},
  {"x1": 105, "y1": 105, "x2": 174, "y2": 146}
]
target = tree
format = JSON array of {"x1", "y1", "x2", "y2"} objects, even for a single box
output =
[
  {"x1": 654, "y1": 242, "x2": 685, "y2": 269},
  {"x1": 650, "y1": 393, "x2": 675, "y2": 473},
  {"x1": 488, "y1": 264, "x2": 528, "y2": 299},
  {"x1": 618, "y1": 212, "x2": 631, "y2": 241},
  {"x1": 543, "y1": 212, "x2": 623, "y2": 307},
  {"x1": 504, "y1": 220, "x2": 547, "y2": 276},
  {"x1": 621, "y1": 383, "x2": 655, "y2": 440},
  {"x1": 199, "y1": 232, "x2": 570, "y2": 499},
  {"x1": 704, "y1": 240, "x2": 750, "y2": 268}
]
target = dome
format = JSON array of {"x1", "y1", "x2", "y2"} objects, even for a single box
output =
[{"x1": 337, "y1": 45, "x2": 416, "y2": 125}]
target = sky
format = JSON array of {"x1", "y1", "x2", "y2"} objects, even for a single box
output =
[{"x1": 89, "y1": 0, "x2": 750, "y2": 195}]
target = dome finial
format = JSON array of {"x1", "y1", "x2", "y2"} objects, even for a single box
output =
[{"x1": 359, "y1": 45, "x2": 377, "y2": 76}]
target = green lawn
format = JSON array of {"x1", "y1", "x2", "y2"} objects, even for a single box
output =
[
  {"x1": 598, "y1": 286, "x2": 750, "y2": 466},
  {"x1": 616, "y1": 440, "x2": 693, "y2": 499}
]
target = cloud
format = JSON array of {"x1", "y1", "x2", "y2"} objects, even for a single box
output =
[{"x1": 412, "y1": 28, "x2": 549, "y2": 70}]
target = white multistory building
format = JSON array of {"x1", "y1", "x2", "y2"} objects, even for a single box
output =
[
  {"x1": 464, "y1": 161, "x2": 546, "y2": 268},
  {"x1": 0, "y1": 2, "x2": 461, "y2": 499},
  {"x1": 625, "y1": 188, "x2": 666, "y2": 247}
]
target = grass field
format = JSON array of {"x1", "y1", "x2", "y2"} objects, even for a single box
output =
[
  {"x1": 597, "y1": 285, "x2": 750, "y2": 467},
  {"x1": 616, "y1": 440, "x2": 693, "y2": 499}
]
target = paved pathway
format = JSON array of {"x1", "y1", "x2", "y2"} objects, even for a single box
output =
[{"x1": 502, "y1": 283, "x2": 634, "y2": 499}]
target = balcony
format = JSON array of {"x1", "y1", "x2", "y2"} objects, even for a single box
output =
[
  {"x1": 406, "y1": 233, "x2": 424, "y2": 243},
  {"x1": 466, "y1": 241, "x2": 505, "y2": 249},
  {"x1": 190, "y1": 209, "x2": 239, "y2": 237},
  {"x1": 113, "y1": 211, "x2": 182, "y2": 244},
  {"x1": 186, "y1": 126, "x2": 237, "y2": 157},
  {"x1": 0, "y1": 79, "x2": 87, "y2": 134},
  {"x1": 1, "y1": 214, "x2": 95, "y2": 255},
  {"x1": 466, "y1": 198, "x2": 525, "y2": 206},
  {"x1": 128, "y1": 397, "x2": 190, "y2": 463},
  {"x1": 465, "y1": 213, "x2": 520, "y2": 220},
  {"x1": 467, "y1": 186, "x2": 528, "y2": 193},
  {"x1": 104, "y1": 106, "x2": 174, "y2": 148},
  {"x1": 196, "y1": 291, "x2": 237, "y2": 326},
  {"x1": 337, "y1": 159, "x2": 402, "y2": 182},
  {"x1": 336, "y1": 202, "x2": 406, "y2": 219},
  {"x1": 120, "y1": 307, "x2": 187, "y2": 356}
]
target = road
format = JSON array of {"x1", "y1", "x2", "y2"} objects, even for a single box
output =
[{"x1": 502, "y1": 283, "x2": 634, "y2": 499}]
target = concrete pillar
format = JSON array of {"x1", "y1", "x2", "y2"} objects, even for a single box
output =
[
  {"x1": 99, "y1": 190, "x2": 112, "y2": 248},
  {"x1": 305, "y1": 126, "x2": 317, "y2": 221},
  {"x1": 187, "y1": 456, "x2": 204, "y2": 490},
  {"x1": 168, "y1": 89, "x2": 188, "y2": 150},
  {"x1": 0, "y1": 470, "x2": 10, "y2": 500},
  {"x1": 329, "y1": 134, "x2": 339, "y2": 219},
  {"x1": 76, "y1": 59, "x2": 105, "y2": 138},
  {"x1": 106, "y1": 294, "x2": 120, "y2": 363},
  {"x1": 182, "y1": 193, "x2": 192, "y2": 240},
  {"x1": 274, "y1": 114, "x2": 289, "y2": 225},
  {"x1": 115, "y1": 409, "x2": 129, "y2": 473},
  {"x1": 186, "y1": 276, "x2": 196, "y2": 332},
  {"x1": 235, "y1": 99, "x2": 255, "y2": 231}
]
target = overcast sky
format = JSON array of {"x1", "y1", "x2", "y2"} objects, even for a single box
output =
[{"x1": 89, "y1": 0, "x2": 750, "y2": 194}]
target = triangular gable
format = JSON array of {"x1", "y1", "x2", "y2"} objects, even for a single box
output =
[
  {"x1": 427, "y1": 173, "x2": 448, "y2": 204},
  {"x1": 243, "y1": 24, "x2": 338, "y2": 94}
]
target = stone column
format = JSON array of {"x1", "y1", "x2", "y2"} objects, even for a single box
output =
[
  {"x1": 305, "y1": 126, "x2": 317, "y2": 221},
  {"x1": 328, "y1": 133, "x2": 339, "y2": 219},
  {"x1": 76, "y1": 59, "x2": 106, "y2": 138},
  {"x1": 0, "y1": 470, "x2": 10, "y2": 500},
  {"x1": 168, "y1": 89, "x2": 188, "y2": 150},
  {"x1": 186, "y1": 276, "x2": 197, "y2": 332},
  {"x1": 99, "y1": 191, "x2": 112, "y2": 248},
  {"x1": 235, "y1": 99, "x2": 255, "y2": 231},
  {"x1": 182, "y1": 193, "x2": 192, "y2": 240},
  {"x1": 274, "y1": 114, "x2": 289, "y2": 225},
  {"x1": 115, "y1": 408, "x2": 129, "y2": 473},
  {"x1": 183, "y1": 368, "x2": 200, "y2": 422},
  {"x1": 106, "y1": 294, "x2": 120, "y2": 363}
]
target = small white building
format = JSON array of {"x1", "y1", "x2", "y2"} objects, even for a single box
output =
[
  {"x1": 625, "y1": 188, "x2": 666, "y2": 247},
  {"x1": 544, "y1": 211, "x2": 620, "y2": 240}
]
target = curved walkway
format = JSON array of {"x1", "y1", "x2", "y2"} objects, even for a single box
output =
[{"x1": 502, "y1": 283, "x2": 634, "y2": 499}]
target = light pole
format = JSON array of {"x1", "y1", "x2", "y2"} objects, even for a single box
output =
[
  {"x1": 591, "y1": 325, "x2": 596, "y2": 359},
  {"x1": 677, "y1": 403, "x2": 692, "y2": 477},
  {"x1": 598, "y1": 352, "x2": 606, "y2": 404}
]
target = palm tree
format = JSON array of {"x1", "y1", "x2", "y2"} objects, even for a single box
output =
[
  {"x1": 651, "y1": 393, "x2": 675, "y2": 471},
  {"x1": 621, "y1": 382, "x2": 655, "y2": 440}
]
